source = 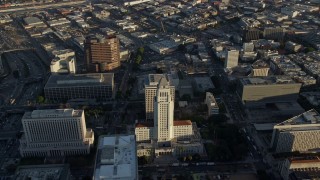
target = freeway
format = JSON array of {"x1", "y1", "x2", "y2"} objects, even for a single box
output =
[{"x1": 0, "y1": 0, "x2": 86, "y2": 13}]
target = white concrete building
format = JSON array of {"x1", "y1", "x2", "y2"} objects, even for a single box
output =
[
  {"x1": 149, "y1": 40, "x2": 178, "y2": 54},
  {"x1": 154, "y1": 78, "x2": 175, "y2": 142},
  {"x1": 135, "y1": 75, "x2": 203, "y2": 158},
  {"x1": 145, "y1": 74, "x2": 175, "y2": 120},
  {"x1": 224, "y1": 50, "x2": 239, "y2": 69},
  {"x1": 50, "y1": 49, "x2": 76, "y2": 74},
  {"x1": 205, "y1": 92, "x2": 219, "y2": 116},
  {"x1": 20, "y1": 109, "x2": 94, "y2": 157},
  {"x1": 271, "y1": 109, "x2": 320, "y2": 153},
  {"x1": 93, "y1": 135, "x2": 138, "y2": 180}
]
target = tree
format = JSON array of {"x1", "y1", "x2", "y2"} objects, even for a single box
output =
[
  {"x1": 180, "y1": 94, "x2": 191, "y2": 101},
  {"x1": 178, "y1": 44, "x2": 186, "y2": 51},
  {"x1": 182, "y1": 156, "x2": 187, "y2": 162},
  {"x1": 138, "y1": 47, "x2": 145, "y2": 55},
  {"x1": 37, "y1": 96, "x2": 45, "y2": 103},
  {"x1": 136, "y1": 55, "x2": 142, "y2": 64},
  {"x1": 187, "y1": 155, "x2": 192, "y2": 161},
  {"x1": 305, "y1": 47, "x2": 315, "y2": 53},
  {"x1": 192, "y1": 153, "x2": 201, "y2": 161},
  {"x1": 116, "y1": 91, "x2": 122, "y2": 99}
]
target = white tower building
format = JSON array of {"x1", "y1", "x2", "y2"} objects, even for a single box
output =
[
  {"x1": 145, "y1": 74, "x2": 175, "y2": 120},
  {"x1": 153, "y1": 78, "x2": 175, "y2": 142}
]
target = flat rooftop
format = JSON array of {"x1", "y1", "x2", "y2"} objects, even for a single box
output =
[
  {"x1": 23, "y1": 109, "x2": 83, "y2": 119},
  {"x1": 240, "y1": 76, "x2": 296, "y2": 86},
  {"x1": 146, "y1": 74, "x2": 173, "y2": 87},
  {"x1": 276, "y1": 109, "x2": 320, "y2": 126},
  {"x1": 252, "y1": 60, "x2": 269, "y2": 69},
  {"x1": 23, "y1": 16, "x2": 43, "y2": 25},
  {"x1": 193, "y1": 77, "x2": 215, "y2": 91},
  {"x1": 45, "y1": 73, "x2": 114, "y2": 88},
  {"x1": 94, "y1": 135, "x2": 137, "y2": 180}
]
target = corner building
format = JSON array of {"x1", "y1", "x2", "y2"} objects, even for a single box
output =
[
  {"x1": 19, "y1": 109, "x2": 94, "y2": 157},
  {"x1": 85, "y1": 34, "x2": 120, "y2": 72}
]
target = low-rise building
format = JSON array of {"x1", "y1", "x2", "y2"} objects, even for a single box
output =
[
  {"x1": 271, "y1": 109, "x2": 320, "y2": 153},
  {"x1": 237, "y1": 76, "x2": 301, "y2": 106},
  {"x1": 149, "y1": 40, "x2": 178, "y2": 54},
  {"x1": 93, "y1": 135, "x2": 138, "y2": 180},
  {"x1": 50, "y1": 49, "x2": 76, "y2": 74},
  {"x1": 250, "y1": 60, "x2": 269, "y2": 77},
  {"x1": 44, "y1": 73, "x2": 114, "y2": 102},
  {"x1": 279, "y1": 157, "x2": 320, "y2": 180}
]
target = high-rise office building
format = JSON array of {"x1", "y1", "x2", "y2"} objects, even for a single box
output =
[
  {"x1": 19, "y1": 109, "x2": 94, "y2": 157},
  {"x1": 44, "y1": 73, "x2": 114, "y2": 102},
  {"x1": 145, "y1": 74, "x2": 175, "y2": 120},
  {"x1": 243, "y1": 28, "x2": 260, "y2": 42},
  {"x1": 263, "y1": 27, "x2": 285, "y2": 41},
  {"x1": 153, "y1": 78, "x2": 175, "y2": 142},
  {"x1": 85, "y1": 34, "x2": 120, "y2": 72},
  {"x1": 270, "y1": 109, "x2": 320, "y2": 153},
  {"x1": 224, "y1": 49, "x2": 239, "y2": 69}
]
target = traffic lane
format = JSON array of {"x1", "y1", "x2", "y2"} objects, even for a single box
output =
[{"x1": 139, "y1": 163, "x2": 255, "y2": 175}]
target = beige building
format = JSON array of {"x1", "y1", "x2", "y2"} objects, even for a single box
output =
[
  {"x1": 271, "y1": 109, "x2": 320, "y2": 153},
  {"x1": 205, "y1": 92, "x2": 219, "y2": 116},
  {"x1": 224, "y1": 49, "x2": 239, "y2": 69},
  {"x1": 237, "y1": 76, "x2": 301, "y2": 106},
  {"x1": 85, "y1": 34, "x2": 120, "y2": 72},
  {"x1": 250, "y1": 60, "x2": 269, "y2": 77},
  {"x1": 135, "y1": 120, "x2": 193, "y2": 142},
  {"x1": 145, "y1": 74, "x2": 175, "y2": 120},
  {"x1": 20, "y1": 109, "x2": 94, "y2": 157},
  {"x1": 50, "y1": 49, "x2": 76, "y2": 74},
  {"x1": 279, "y1": 157, "x2": 320, "y2": 180}
]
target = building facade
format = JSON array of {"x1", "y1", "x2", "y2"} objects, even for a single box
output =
[
  {"x1": 224, "y1": 50, "x2": 239, "y2": 69},
  {"x1": 19, "y1": 109, "x2": 94, "y2": 157},
  {"x1": 263, "y1": 27, "x2": 285, "y2": 41},
  {"x1": 205, "y1": 92, "x2": 219, "y2": 116},
  {"x1": 85, "y1": 34, "x2": 120, "y2": 72},
  {"x1": 250, "y1": 60, "x2": 270, "y2": 77},
  {"x1": 154, "y1": 78, "x2": 175, "y2": 142},
  {"x1": 237, "y1": 76, "x2": 301, "y2": 106},
  {"x1": 279, "y1": 157, "x2": 320, "y2": 180},
  {"x1": 44, "y1": 73, "x2": 114, "y2": 102},
  {"x1": 50, "y1": 49, "x2": 76, "y2": 74},
  {"x1": 243, "y1": 28, "x2": 260, "y2": 42},
  {"x1": 145, "y1": 74, "x2": 175, "y2": 120},
  {"x1": 271, "y1": 109, "x2": 320, "y2": 153}
]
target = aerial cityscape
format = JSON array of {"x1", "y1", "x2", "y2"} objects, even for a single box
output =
[{"x1": 0, "y1": 0, "x2": 319, "y2": 179}]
